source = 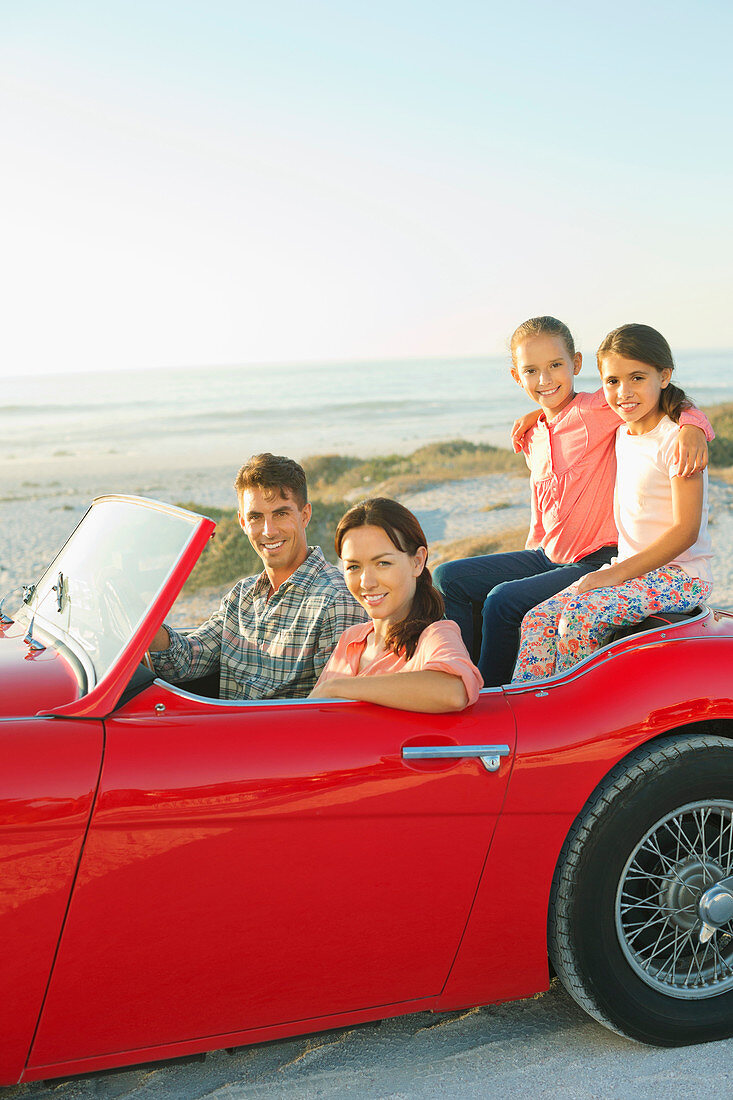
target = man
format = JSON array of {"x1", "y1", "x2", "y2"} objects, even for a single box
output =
[{"x1": 150, "y1": 453, "x2": 366, "y2": 699}]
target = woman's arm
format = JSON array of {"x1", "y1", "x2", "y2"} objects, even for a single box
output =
[
  {"x1": 575, "y1": 472, "x2": 704, "y2": 594},
  {"x1": 309, "y1": 670, "x2": 469, "y2": 713}
]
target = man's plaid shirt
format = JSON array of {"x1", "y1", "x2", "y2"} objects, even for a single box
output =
[{"x1": 152, "y1": 546, "x2": 367, "y2": 700}]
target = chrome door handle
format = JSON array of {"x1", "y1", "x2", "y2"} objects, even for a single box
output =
[{"x1": 402, "y1": 744, "x2": 511, "y2": 773}]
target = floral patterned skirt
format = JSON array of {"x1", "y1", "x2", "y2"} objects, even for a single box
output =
[{"x1": 512, "y1": 566, "x2": 712, "y2": 682}]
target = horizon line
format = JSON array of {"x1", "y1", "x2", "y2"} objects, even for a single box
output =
[{"x1": 3, "y1": 345, "x2": 732, "y2": 384}]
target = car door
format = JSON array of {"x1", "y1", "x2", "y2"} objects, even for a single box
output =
[{"x1": 29, "y1": 684, "x2": 516, "y2": 1068}]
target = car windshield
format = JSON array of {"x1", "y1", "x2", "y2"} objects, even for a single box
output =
[{"x1": 24, "y1": 496, "x2": 203, "y2": 685}]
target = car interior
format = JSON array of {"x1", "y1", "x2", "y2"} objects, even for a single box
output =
[{"x1": 115, "y1": 606, "x2": 706, "y2": 710}]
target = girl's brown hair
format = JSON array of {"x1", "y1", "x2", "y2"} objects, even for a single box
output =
[
  {"x1": 596, "y1": 323, "x2": 690, "y2": 422},
  {"x1": 335, "y1": 497, "x2": 444, "y2": 661},
  {"x1": 509, "y1": 316, "x2": 576, "y2": 364}
]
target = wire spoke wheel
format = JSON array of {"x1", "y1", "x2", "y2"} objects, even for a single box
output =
[
  {"x1": 550, "y1": 735, "x2": 733, "y2": 1045},
  {"x1": 616, "y1": 800, "x2": 733, "y2": 999}
]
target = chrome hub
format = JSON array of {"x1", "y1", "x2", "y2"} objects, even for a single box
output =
[
  {"x1": 698, "y1": 875, "x2": 733, "y2": 943},
  {"x1": 659, "y1": 859, "x2": 723, "y2": 933},
  {"x1": 699, "y1": 881, "x2": 733, "y2": 928}
]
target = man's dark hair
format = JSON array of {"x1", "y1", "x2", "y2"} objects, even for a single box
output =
[{"x1": 235, "y1": 453, "x2": 308, "y2": 508}]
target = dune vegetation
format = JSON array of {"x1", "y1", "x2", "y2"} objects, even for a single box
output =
[{"x1": 707, "y1": 402, "x2": 733, "y2": 468}]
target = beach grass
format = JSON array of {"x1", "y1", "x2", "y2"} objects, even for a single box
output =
[
  {"x1": 302, "y1": 440, "x2": 526, "y2": 500},
  {"x1": 707, "y1": 402, "x2": 733, "y2": 467}
]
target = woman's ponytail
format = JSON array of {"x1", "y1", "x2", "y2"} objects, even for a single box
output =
[{"x1": 387, "y1": 564, "x2": 444, "y2": 661}]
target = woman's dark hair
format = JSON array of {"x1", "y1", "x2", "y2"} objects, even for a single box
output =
[
  {"x1": 596, "y1": 323, "x2": 691, "y2": 423},
  {"x1": 509, "y1": 316, "x2": 576, "y2": 364},
  {"x1": 335, "y1": 497, "x2": 444, "y2": 661}
]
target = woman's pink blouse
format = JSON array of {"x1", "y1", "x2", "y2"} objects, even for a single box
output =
[{"x1": 315, "y1": 619, "x2": 483, "y2": 706}]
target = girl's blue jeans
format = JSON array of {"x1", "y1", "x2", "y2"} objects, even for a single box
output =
[{"x1": 432, "y1": 545, "x2": 617, "y2": 688}]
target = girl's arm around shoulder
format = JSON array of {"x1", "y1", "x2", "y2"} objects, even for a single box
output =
[
  {"x1": 511, "y1": 408, "x2": 541, "y2": 453},
  {"x1": 675, "y1": 413, "x2": 712, "y2": 477}
]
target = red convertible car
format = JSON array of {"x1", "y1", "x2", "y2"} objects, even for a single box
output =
[{"x1": 1, "y1": 496, "x2": 732, "y2": 1085}]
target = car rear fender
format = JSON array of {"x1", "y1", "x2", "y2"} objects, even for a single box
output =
[{"x1": 436, "y1": 635, "x2": 733, "y2": 1010}]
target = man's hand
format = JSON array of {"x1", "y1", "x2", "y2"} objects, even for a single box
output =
[{"x1": 676, "y1": 426, "x2": 708, "y2": 478}]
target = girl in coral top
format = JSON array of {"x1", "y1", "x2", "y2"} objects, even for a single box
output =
[
  {"x1": 434, "y1": 316, "x2": 713, "y2": 687},
  {"x1": 310, "y1": 498, "x2": 482, "y2": 712},
  {"x1": 513, "y1": 323, "x2": 713, "y2": 682}
]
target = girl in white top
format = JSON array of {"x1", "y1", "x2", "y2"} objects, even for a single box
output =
[{"x1": 513, "y1": 323, "x2": 713, "y2": 681}]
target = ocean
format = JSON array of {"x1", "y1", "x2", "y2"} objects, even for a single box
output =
[{"x1": 2, "y1": 351, "x2": 732, "y2": 467}]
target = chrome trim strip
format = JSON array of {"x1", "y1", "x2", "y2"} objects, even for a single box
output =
[
  {"x1": 154, "y1": 680, "x2": 348, "y2": 707},
  {"x1": 152, "y1": 681, "x2": 498, "y2": 711}
]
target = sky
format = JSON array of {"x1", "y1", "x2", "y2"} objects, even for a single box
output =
[{"x1": 1, "y1": 0, "x2": 732, "y2": 377}]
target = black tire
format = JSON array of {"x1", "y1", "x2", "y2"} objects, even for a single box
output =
[{"x1": 548, "y1": 733, "x2": 733, "y2": 1046}]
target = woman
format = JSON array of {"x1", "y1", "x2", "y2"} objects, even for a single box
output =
[{"x1": 310, "y1": 497, "x2": 482, "y2": 711}]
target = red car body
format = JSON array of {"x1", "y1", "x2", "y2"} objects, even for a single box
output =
[{"x1": 1, "y1": 497, "x2": 732, "y2": 1084}]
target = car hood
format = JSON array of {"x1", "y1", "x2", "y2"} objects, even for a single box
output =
[{"x1": 0, "y1": 621, "x2": 81, "y2": 717}]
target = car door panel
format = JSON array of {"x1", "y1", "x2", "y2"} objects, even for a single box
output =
[{"x1": 30, "y1": 687, "x2": 516, "y2": 1064}]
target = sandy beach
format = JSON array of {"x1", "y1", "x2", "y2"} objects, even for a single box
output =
[{"x1": 2, "y1": 448, "x2": 733, "y2": 1097}]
